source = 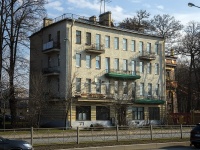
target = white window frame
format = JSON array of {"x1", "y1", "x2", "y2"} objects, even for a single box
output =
[
  {"x1": 155, "y1": 63, "x2": 159, "y2": 75},
  {"x1": 114, "y1": 37, "x2": 119, "y2": 50},
  {"x1": 140, "y1": 83, "x2": 144, "y2": 96},
  {"x1": 147, "y1": 63, "x2": 151, "y2": 74},
  {"x1": 123, "y1": 59, "x2": 128, "y2": 71},
  {"x1": 86, "y1": 55, "x2": 91, "y2": 68},
  {"x1": 105, "y1": 36, "x2": 110, "y2": 48},
  {"x1": 76, "y1": 54, "x2": 81, "y2": 67},
  {"x1": 147, "y1": 42, "x2": 151, "y2": 53},
  {"x1": 140, "y1": 61, "x2": 144, "y2": 73},
  {"x1": 96, "y1": 56, "x2": 101, "y2": 69},
  {"x1": 114, "y1": 58, "x2": 119, "y2": 71},
  {"x1": 148, "y1": 83, "x2": 152, "y2": 96},
  {"x1": 123, "y1": 38, "x2": 127, "y2": 51},
  {"x1": 131, "y1": 40, "x2": 135, "y2": 52}
]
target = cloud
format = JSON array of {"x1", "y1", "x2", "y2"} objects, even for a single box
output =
[
  {"x1": 46, "y1": 0, "x2": 64, "y2": 12},
  {"x1": 130, "y1": 0, "x2": 141, "y2": 3},
  {"x1": 174, "y1": 13, "x2": 200, "y2": 25},
  {"x1": 156, "y1": 5, "x2": 164, "y2": 10},
  {"x1": 67, "y1": 0, "x2": 133, "y2": 22},
  {"x1": 143, "y1": 4, "x2": 151, "y2": 8}
]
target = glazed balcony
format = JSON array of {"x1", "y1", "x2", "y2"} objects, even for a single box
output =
[
  {"x1": 42, "y1": 40, "x2": 60, "y2": 54},
  {"x1": 42, "y1": 66, "x2": 60, "y2": 76},
  {"x1": 104, "y1": 69, "x2": 141, "y2": 80},
  {"x1": 85, "y1": 43, "x2": 105, "y2": 54},
  {"x1": 139, "y1": 52, "x2": 156, "y2": 61}
]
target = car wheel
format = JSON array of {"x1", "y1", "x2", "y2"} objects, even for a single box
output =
[{"x1": 194, "y1": 143, "x2": 200, "y2": 148}]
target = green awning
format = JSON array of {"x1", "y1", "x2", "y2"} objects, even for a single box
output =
[
  {"x1": 135, "y1": 99, "x2": 165, "y2": 104},
  {"x1": 105, "y1": 72, "x2": 141, "y2": 80}
]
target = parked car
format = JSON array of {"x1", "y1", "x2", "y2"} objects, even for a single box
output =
[
  {"x1": 0, "y1": 137, "x2": 33, "y2": 150},
  {"x1": 190, "y1": 123, "x2": 200, "y2": 148}
]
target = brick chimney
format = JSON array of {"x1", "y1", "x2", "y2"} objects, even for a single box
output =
[
  {"x1": 43, "y1": 18, "x2": 53, "y2": 27},
  {"x1": 99, "y1": 11, "x2": 111, "y2": 27},
  {"x1": 89, "y1": 16, "x2": 97, "y2": 23}
]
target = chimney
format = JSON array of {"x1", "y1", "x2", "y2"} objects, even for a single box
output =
[
  {"x1": 43, "y1": 18, "x2": 53, "y2": 27},
  {"x1": 89, "y1": 16, "x2": 97, "y2": 23},
  {"x1": 99, "y1": 11, "x2": 111, "y2": 27}
]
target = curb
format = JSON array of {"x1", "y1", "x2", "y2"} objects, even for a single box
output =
[{"x1": 57, "y1": 141, "x2": 191, "y2": 150}]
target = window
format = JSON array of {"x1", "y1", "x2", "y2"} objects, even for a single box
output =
[
  {"x1": 131, "y1": 60, "x2": 136, "y2": 75},
  {"x1": 76, "y1": 30, "x2": 81, "y2": 44},
  {"x1": 57, "y1": 54, "x2": 60, "y2": 66},
  {"x1": 48, "y1": 56, "x2": 52, "y2": 67},
  {"x1": 105, "y1": 81, "x2": 110, "y2": 94},
  {"x1": 96, "y1": 79, "x2": 101, "y2": 93},
  {"x1": 132, "y1": 82, "x2": 136, "y2": 99},
  {"x1": 48, "y1": 34, "x2": 51, "y2": 41},
  {"x1": 139, "y1": 41, "x2": 143, "y2": 54},
  {"x1": 86, "y1": 78, "x2": 91, "y2": 93},
  {"x1": 149, "y1": 107, "x2": 160, "y2": 120},
  {"x1": 147, "y1": 63, "x2": 151, "y2": 74},
  {"x1": 140, "y1": 83, "x2": 144, "y2": 96},
  {"x1": 105, "y1": 57, "x2": 110, "y2": 73},
  {"x1": 76, "y1": 106, "x2": 91, "y2": 120},
  {"x1": 156, "y1": 84, "x2": 159, "y2": 96},
  {"x1": 96, "y1": 34, "x2": 101, "y2": 50},
  {"x1": 140, "y1": 61, "x2": 144, "y2": 73},
  {"x1": 155, "y1": 44, "x2": 159, "y2": 55},
  {"x1": 96, "y1": 106, "x2": 110, "y2": 120},
  {"x1": 114, "y1": 81, "x2": 118, "y2": 94},
  {"x1": 148, "y1": 83, "x2": 152, "y2": 96},
  {"x1": 123, "y1": 82, "x2": 128, "y2": 94},
  {"x1": 96, "y1": 56, "x2": 101, "y2": 69},
  {"x1": 155, "y1": 63, "x2": 159, "y2": 75},
  {"x1": 86, "y1": 32, "x2": 91, "y2": 45},
  {"x1": 123, "y1": 38, "x2": 127, "y2": 50},
  {"x1": 131, "y1": 40, "x2": 135, "y2": 52},
  {"x1": 123, "y1": 59, "x2": 128, "y2": 71},
  {"x1": 147, "y1": 42, "x2": 151, "y2": 53},
  {"x1": 76, "y1": 78, "x2": 81, "y2": 92},
  {"x1": 132, "y1": 107, "x2": 144, "y2": 120},
  {"x1": 114, "y1": 58, "x2": 119, "y2": 71},
  {"x1": 86, "y1": 55, "x2": 91, "y2": 68},
  {"x1": 57, "y1": 77, "x2": 60, "y2": 92},
  {"x1": 76, "y1": 54, "x2": 81, "y2": 67},
  {"x1": 114, "y1": 37, "x2": 119, "y2": 49},
  {"x1": 57, "y1": 31, "x2": 60, "y2": 48},
  {"x1": 105, "y1": 36, "x2": 110, "y2": 48}
]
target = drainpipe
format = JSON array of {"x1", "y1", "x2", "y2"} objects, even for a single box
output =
[{"x1": 69, "y1": 18, "x2": 75, "y2": 128}]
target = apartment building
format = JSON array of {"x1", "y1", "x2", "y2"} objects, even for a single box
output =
[{"x1": 30, "y1": 12, "x2": 166, "y2": 128}]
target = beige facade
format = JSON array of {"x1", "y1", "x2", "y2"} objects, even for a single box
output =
[{"x1": 30, "y1": 12, "x2": 166, "y2": 128}]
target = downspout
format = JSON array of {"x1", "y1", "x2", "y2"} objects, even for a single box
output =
[{"x1": 70, "y1": 19, "x2": 75, "y2": 128}]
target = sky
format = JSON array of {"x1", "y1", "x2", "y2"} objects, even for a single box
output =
[{"x1": 45, "y1": 0, "x2": 200, "y2": 26}]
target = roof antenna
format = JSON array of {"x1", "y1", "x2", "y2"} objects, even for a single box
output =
[{"x1": 99, "y1": 0, "x2": 111, "y2": 15}]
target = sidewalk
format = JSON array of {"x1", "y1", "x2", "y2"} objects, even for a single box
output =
[{"x1": 57, "y1": 141, "x2": 191, "y2": 150}]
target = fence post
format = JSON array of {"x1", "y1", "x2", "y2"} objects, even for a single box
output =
[
  {"x1": 180, "y1": 124, "x2": 183, "y2": 139},
  {"x1": 31, "y1": 127, "x2": 33, "y2": 146},
  {"x1": 116, "y1": 125, "x2": 119, "y2": 142},
  {"x1": 150, "y1": 125, "x2": 153, "y2": 140},
  {"x1": 77, "y1": 127, "x2": 79, "y2": 144}
]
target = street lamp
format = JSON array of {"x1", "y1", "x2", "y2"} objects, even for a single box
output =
[{"x1": 188, "y1": 2, "x2": 200, "y2": 8}]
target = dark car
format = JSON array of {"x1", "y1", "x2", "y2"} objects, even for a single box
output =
[
  {"x1": 0, "y1": 137, "x2": 33, "y2": 150},
  {"x1": 190, "y1": 123, "x2": 200, "y2": 148}
]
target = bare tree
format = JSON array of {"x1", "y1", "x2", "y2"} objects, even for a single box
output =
[
  {"x1": 1, "y1": 0, "x2": 46, "y2": 127},
  {"x1": 119, "y1": 10, "x2": 152, "y2": 32}
]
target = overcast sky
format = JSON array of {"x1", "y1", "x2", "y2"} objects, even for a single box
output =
[{"x1": 45, "y1": 0, "x2": 200, "y2": 26}]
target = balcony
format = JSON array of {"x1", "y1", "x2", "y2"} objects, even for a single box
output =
[
  {"x1": 166, "y1": 81, "x2": 178, "y2": 89},
  {"x1": 42, "y1": 41, "x2": 60, "y2": 54},
  {"x1": 166, "y1": 59, "x2": 177, "y2": 67},
  {"x1": 134, "y1": 96, "x2": 165, "y2": 105},
  {"x1": 104, "y1": 69, "x2": 141, "y2": 80},
  {"x1": 85, "y1": 43, "x2": 105, "y2": 54},
  {"x1": 139, "y1": 52, "x2": 156, "y2": 61},
  {"x1": 42, "y1": 67, "x2": 60, "y2": 76},
  {"x1": 75, "y1": 93, "x2": 115, "y2": 102}
]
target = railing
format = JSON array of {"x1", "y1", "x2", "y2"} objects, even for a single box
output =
[
  {"x1": 166, "y1": 59, "x2": 177, "y2": 66},
  {"x1": 42, "y1": 67, "x2": 60, "y2": 75},
  {"x1": 85, "y1": 43, "x2": 105, "y2": 53},
  {"x1": 139, "y1": 51, "x2": 156, "y2": 60},
  {"x1": 43, "y1": 40, "x2": 60, "y2": 51},
  {"x1": 0, "y1": 125, "x2": 194, "y2": 146},
  {"x1": 105, "y1": 69, "x2": 140, "y2": 76}
]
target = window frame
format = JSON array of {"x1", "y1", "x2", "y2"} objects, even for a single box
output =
[
  {"x1": 114, "y1": 37, "x2": 119, "y2": 50},
  {"x1": 76, "y1": 53, "x2": 81, "y2": 67},
  {"x1": 86, "y1": 32, "x2": 91, "y2": 45},
  {"x1": 86, "y1": 55, "x2": 91, "y2": 68},
  {"x1": 132, "y1": 107, "x2": 144, "y2": 120},
  {"x1": 105, "y1": 35, "x2": 110, "y2": 48},
  {"x1": 131, "y1": 40, "x2": 135, "y2": 52},
  {"x1": 76, "y1": 106, "x2": 91, "y2": 121},
  {"x1": 123, "y1": 38, "x2": 127, "y2": 51},
  {"x1": 76, "y1": 30, "x2": 81, "y2": 44}
]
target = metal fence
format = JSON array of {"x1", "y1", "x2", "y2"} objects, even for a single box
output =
[{"x1": 0, "y1": 125, "x2": 194, "y2": 146}]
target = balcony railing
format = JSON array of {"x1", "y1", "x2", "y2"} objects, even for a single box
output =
[
  {"x1": 104, "y1": 69, "x2": 141, "y2": 80},
  {"x1": 42, "y1": 41, "x2": 60, "y2": 54},
  {"x1": 166, "y1": 59, "x2": 177, "y2": 67},
  {"x1": 85, "y1": 43, "x2": 105, "y2": 54},
  {"x1": 139, "y1": 52, "x2": 156, "y2": 60},
  {"x1": 42, "y1": 67, "x2": 60, "y2": 76}
]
